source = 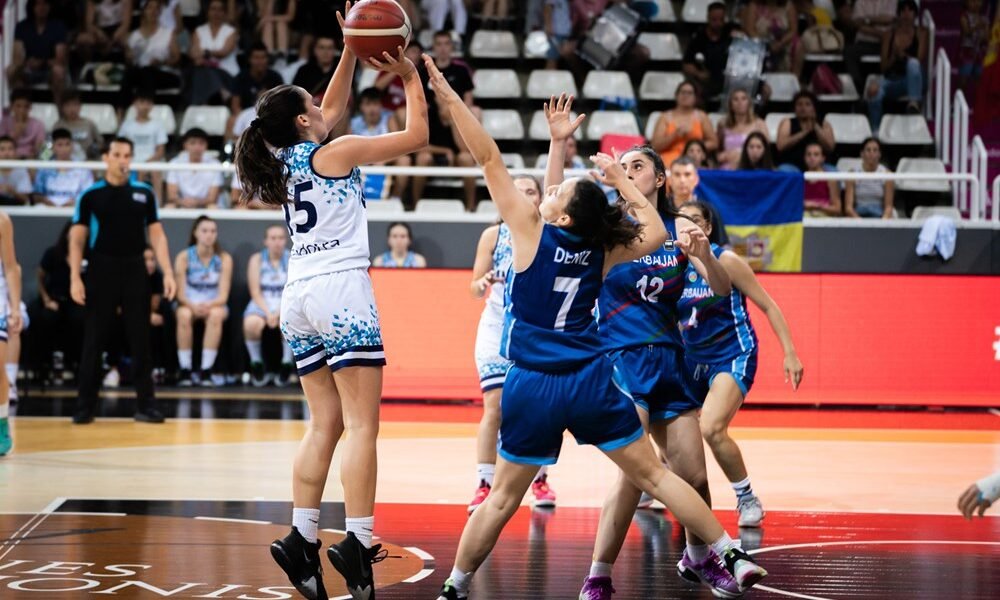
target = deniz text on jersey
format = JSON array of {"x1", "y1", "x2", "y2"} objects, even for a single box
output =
[
  {"x1": 291, "y1": 239, "x2": 341, "y2": 257},
  {"x1": 553, "y1": 247, "x2": 591, "y2": 265},
  {"x1": 681, "y1": 286, "x2": 714, "y2": 299},
  {"x1": 634, "y1": 253, "x2": 678, "y2": 267}
]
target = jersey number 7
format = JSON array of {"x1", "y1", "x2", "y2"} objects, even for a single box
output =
[{"x1": 283, "y1": 181, "x2": 318, "y2": 235}]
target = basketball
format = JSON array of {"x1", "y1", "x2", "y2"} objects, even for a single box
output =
[{"x1": 342, "y1": 0, "x2": 413, "y2": 62}]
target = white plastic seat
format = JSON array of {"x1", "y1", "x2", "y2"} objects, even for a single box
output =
[
  {"x1": 180, "y1": 106, "x2": 231, "y2": 137},
  {"x1": 523, "y1": 31, "x2": 551, "y2": 59},
  {"x1": 469, "y1": 31, "x2": 518, "y2": 59},
  {"x1": 123, "y1": 104, "x2": 178, "y2": 135},
  {"x1": 835, "y1": 157, "x2": 863, "y2": 173},
  {"x1": 80, "y1": 103, "x2": 119, "y2": 135},
  {"x1": 473, "y1": 69, "x2": 521, "y2": 99},
  {"x1": 824, "y1": 113, "x2": 872, "y2": 144},
  {"x1": 650, "y1": 0, "x2": 677, "y2": 22},
  {"x1": 500, "y1": 153, "x2": 525, "y2": 169},
  {"x1": 645, "y1": 111, "x2": 662, "y2": 140},
  {"x1": 708, "y1": 112, "x2": 725, "y2": 130},
  {"x1": 763, "y1": 73, "x2": 800, "y2": 102},
  {"x1": 356, "y1": 67, "x2": 379, "y2": 91},
  {"x1": 765, "y1": 112, "x2": 794, "y2": 141},
  {"x1": 638, "y1": 33, "x2": 682, "y2": 61},
  {"x1": 878, "y1": 114, "x2": 933, "y2": 145},
  {"x1": 895, "y1": 158, "x2": 951, "y2": 192},
  {"x1": 638, "y1": 71, "x2": 684, "y2": 101},
  {"x1": 818, "y1": 74, "x2": 860, "y2": 103},
  {"x1": 29, "y1": 103, "x2": 59, "y2": 131},
  {"x1": 525, "y1": 69, "x2": 578, "y2": 99},
  {"x1": 911, "y1": 205, "x2": 962, "y2": 220},
  {"x1": 481, "y1": 110, "x2": 524, "y2": 140},
  {"x1": 586, "y1": 111, "x2": 640, "y2": 140},
  {"x1": 582, "y1": 71, "x2": 635, "y2": 101},
  {"x1": 475, "y1": 201, "x2": 499, "y2": 216},
  {"x1": 681, "y1": 0, "x2": 713, "y2": 22},
  {"x1": 529, "y1": 110, "x2": 582, "y2": 141},
  {"x1": 365, "y1": 199, "x2": 405, "y2": 215},
  {"x1": 415, "y1": 199, "x2": 466, "y2": 215}
]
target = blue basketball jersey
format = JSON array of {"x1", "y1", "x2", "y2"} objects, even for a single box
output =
[
  {"x1": 378, "y1": 250, "x2": 418, "y2": 268},
  {"x1": 677, "y1": 244, "x2": 758, "y2": 363},
  {"x1": 500, "y1": 225, "x2": 605, "y2": 371},
  {"x1": 598, "y1": 219, "x2": 688, "y2": 350}
]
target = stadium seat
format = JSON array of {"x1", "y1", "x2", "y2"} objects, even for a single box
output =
[
  {"x1": 638, "y1": 71, "x2": 684, "y2": 101},
  {"x1": 878, "y1": 115, "x2": 933, "y2": 145},
  {"x1": 529, "y1": 110, "x2": 582, "y2": 140},
  {"x1": 911, "y1": 205, "x2": 962, "y2": 220},
  {"x1": 179, "y1": 106, "x2": 231, "y2": 137},
  {"x1": 818, "y1": 74, "x2": 860, "y2": 103},
  {"x1": 638, "y1": 33, "x2": 682, "y2": 61},
  {"x1": 526, "y1": 70, "x2": 578, "y2": 99},
  {"x1": 681, "y1": 0, "x2": 713, "y2": 22},
  {"x1": 356, "y1": 67, "x2": 379, "y2": 91},
  {"x1": 415, "y1": 199, "x2": 466, "y2": 215},
  {"x1": 765, "y1": 112, "x2": 794, "y2": 141},
  {"x1": 835, "y1": 157, "x2": 863, "y2": 173},
  {"x1": 481, "y1": 110, "x2": 524, "y2": 140},
  {"x1": 587, "y1": 111, "x2": 640, "y2": 140},
  {"x1": 474, "y1": 69, "x2": 521, "y2": 99},
  {"x1": 124, "y1": 104, "x2": 178, "y2": 135},
  {"x1": 824, "y1": 113, "x2": 872, "y2": 144},
  {"x1": 29, "y1": 103, "x2": 59, "y2": 131},
  {"x1": 469, "y1": 31, "x2": 518, "y2": 59},
  {"x1": 80, "y1": 103, "x2": 119, "y2": 135},
  {"x1": 523, "y1": 31, "x2": 551, "y2": 59},
  {"x1": 708, "y1": 112, "x2": 725, "y2": 130},
  {"x1": 645, "y1": 111, "x2": 662, "y2": 140},
  {"x1": 582, "y1": 71, "x2": 635, "y2": 101},
  {"x1": 475, "y1": 201, "x2": 499, "y2": 216},
  {"x1": 501, "y1": 153, "x2": 525, "y2": 169},
  {"x1": 763, "y1": 73, "x2": 800, "y2": 102},
  {"x1": 365, "y1": 199, "x2": 405, "y2": 215},
  {"x1": 895, "y1": 158, "x2": 951, "y2": 192},
  {"x1": 649, "y1": 0, "x2": 677, "y2": 22}
]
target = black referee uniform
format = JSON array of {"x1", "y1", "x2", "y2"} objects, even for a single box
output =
[{"x1": 73, "y1": 179, "x2": 160, "y2": 420}]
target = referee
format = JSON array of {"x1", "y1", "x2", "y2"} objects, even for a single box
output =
[{"x1": 69, "y1": 137, "x2": 176, "y2": 424}]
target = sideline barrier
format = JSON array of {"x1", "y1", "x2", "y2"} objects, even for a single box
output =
[{"x1": 371, "y1": 269, "x2": 1000, "y2": 406}]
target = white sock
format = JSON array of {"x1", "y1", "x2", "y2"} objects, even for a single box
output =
[
  {"x1": 0, "y1": 403, "x2": 8, "y2": 418},
  {"x1": 476, "y1": 463, "x2": 495, "y2": 487},
  {"x1": 588, "y1": 561, "x2": 612, "y2": 578},
  {"x1": 732, "y1": 476, "x2": 754, "y2": 500},
  {"x1": 535, "y1": 465, "x2": 548, "y2": 482},
  {"x1": 201, "y1": 349, "x2": 218, "y2": 371},
  {"x1": 281, "y1": 342, "x2": 293, "y2": 363},
  {"x1": 292, "y1": 507, "x2": 320, "y2": 543},
  {"x1": 246, "y1": 340, "x2": 263, "y2": 363},
  {"x1": 687, "y1": 543, "x2": 710, "y2": 562},
  {"x1": 710, "y1": 532, "x2": 737, "y2": 557},
  {"x1": 345, "y1": 515, "x2": 374, "y2": 548},
  {"x1": 5, "y1": 363, "x2": 16, "y2": 387},
  {"x1": 178, "y1": 350, "x2": 192, "y2": 370},
  {"x1": 449, "y1": 566, "x2": 472, "y2": 594}
]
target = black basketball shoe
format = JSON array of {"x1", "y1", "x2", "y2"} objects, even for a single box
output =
[
  {"x1": 326, "y1": 532, "x2": 387, "y2": 600},
  {"x1": 270, "y1": 527, "x2": 327, "y2": 600}
]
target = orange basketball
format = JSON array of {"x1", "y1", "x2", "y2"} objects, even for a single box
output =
[{"x1": 343, "y1": 0, "x2": 413, "y2": 62}]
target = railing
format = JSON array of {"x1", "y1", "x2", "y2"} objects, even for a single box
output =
[
  {"x1": 1, "y1": 0, "x2": 18, "y2": 108},
  {"x1": 993, "y1": 175, "x2": 1000, "y2": 223},
  {"x1": 923, "y1": 11, "x2": 936, "y2": 122},
  {"x1": 934, "y1": 48, "x2": 951, "y2": 164},
  {"x1": 952, "y1": 90, "x2": 970, "y2": 211},
  {"x1": 970, "y1": 135, "x2": 989, "y2": 220}
]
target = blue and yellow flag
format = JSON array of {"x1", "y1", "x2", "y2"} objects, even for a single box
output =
[{"x1": 695, "y1": 170, "x2": 804, "y2": 272}]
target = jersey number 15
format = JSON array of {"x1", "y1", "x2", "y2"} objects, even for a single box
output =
[{"x1": 283, "y1": 181, "x2": 318, "y2": 235}]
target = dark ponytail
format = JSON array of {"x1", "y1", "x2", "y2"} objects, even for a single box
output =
[
  {"x1": 565, "y1": 179, "x2": 642, "y2": 250},
  {"x1": 234, "y1": 85, "x2": 309, "y2": 207},
  {"x1": 622, "y1": 144, "x2": 678, "y2": 219}
]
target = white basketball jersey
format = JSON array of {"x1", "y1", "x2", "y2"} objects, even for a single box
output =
[{"x1": 278, "y1": 142, "x2": 370, "y2": 284}]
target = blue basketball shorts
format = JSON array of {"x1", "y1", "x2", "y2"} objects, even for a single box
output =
[
  {"x1": 610, "y1": 344, "x2": 700, "y2": 422},
  {"x1": 686, "y1": 350, "x2": 759, "y2": 400}
]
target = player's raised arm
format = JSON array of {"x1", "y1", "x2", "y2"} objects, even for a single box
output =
[
  {"x1": 543, "y1": 93, "x2": 585, "y2": 190},
  {"x1": 592, "y1": 152, "x2": 667, "y2": 269}
]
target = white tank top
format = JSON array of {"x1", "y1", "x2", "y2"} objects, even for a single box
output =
[
  {"x1": 258, "y1": 248, "x2": 289, "y2": 311},
  {"x1": 278, "y1": 142, "x2": 370, "y2": 284}
]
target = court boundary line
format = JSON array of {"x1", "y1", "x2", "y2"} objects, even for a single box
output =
[{"x1": 0, "y1": 497, "x2": 65, "y2": 560}]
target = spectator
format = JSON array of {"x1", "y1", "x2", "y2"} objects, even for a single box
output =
[
  {"x1": 865, "y1": 0, "x2": 926, "y2": 130},
  {"x1": 53, "y1": 90, "x2": 102, "y2": 160},
  {"x1": 7, "y1": 0, "x2": 68, "y2": 100},
  {"x1": 845, "y1": 0, "x2": 897, "y2": 91},
  {"x1": 231, "y1": 43, "x2": 283, "y2": 114},
  {"x1": 118, "y1": 90, "x2": 168, "y2": 194},
  {"x1": 794, "y1": 0, "x2": 833, "y2": 28},
  {"x1": 292, "y1": 0, "x2": 344, "y2": 61},
  {"x1": 174, "y1": 215, "x2": 232, "y2": 386},
  {"x1": 683, "y1": 2, "x2": 734, "y2": 100},
  {"x1": 158, "y1": 0, "x2": 183, "y2": 33},
  {"x1": 372, "y1": 222, "x2": 427, "y2": 268},
  {"x1": 165, "y1": 129, "x2": 224, "y2": 209},
  {"x1": 959, "y1": 0, "x2": 989, "y2": 95},
  {"x1": 738, "y1": 131, "x2": 775, "y2": 170},
  {"x1": 189, "y1": 0, "x2": 240, "y2": 105},
  {"x1": 32, "y1": 221, "x2": 84, "y2": 380},
  {"x1": 75, "y1": 0, "x2": 133, "y2": 63},
  {"x1": 293, "y1": 35, "x2": 337, "y2": 104},
  {"x1": 526, "y1": 0, "x2": 573, "y2": 70},
  {"x1": 802, "y1": 142, "x2": 841, "y2": 216},
  {"x1": 742, "y1": 0, "x2": 802, "y2": 77},
  {"x1": 423, "y1": 0, "x2": 468, "y2": 35},
  {"x1": 776, "y1": 90, "x2": 835, "y2": 171},
  {"x1": 651, "y1": 80, "x2": 718, "y2": 168},
  {"x1": 243, "y1": 224, "x2": 292, "y2": 387},
  {"x1": 257, "y1": 0, "x2": 297, "y2": 60},
  {"x1": 415, "y1": 31, "x2": 478, "y2": 211},
  {"x1": 668, "y1": 155, "x2": 730, "y2": 246},
  {"x1": 0, "y1": 137, "x2": 33, "y2": 205},
  {"x1": 123, "y1": 0, "x2": 182, "y2": 104},
  {"x1": 481, "y1": 0, "x2": 511, "y2": 24},
  {"x1": 374, "y1": 41, "x2": 424, "y2": 123},
  {"x1": 683, "y1": 139, "x2": 714, "y2": 168},
  {"x1": 32, "y1": 129, "x2": 95, "y2": 207},
  {"x1": 350, "y1": 87, "x2": 412, "y2": 200},
  {"x1": 844, "y1": 136, "x2": 894, "y2": 219},
  {"x1": 717, "y1": 88, "x2": 769, "y2": 169},
  {"x1": 831, "y1": 0, "x2": 857, "y2": 45},
  {"x1": 0, "y1": 90, "x2": 46, "y2": 159},
  {"x1": 536, "y1": 135, "x2": 586, "y2": 169}
]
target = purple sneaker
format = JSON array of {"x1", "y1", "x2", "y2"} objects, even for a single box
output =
[
  {"x1": 579, "y1": 576, "x2": 615, "y2": 600},
  {"x1": 677, "y1": 549, "x2": 743, "y2": 598}
]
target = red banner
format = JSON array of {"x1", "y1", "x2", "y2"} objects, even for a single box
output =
[{"x1": 372, "y1": 271, "x2": 1000, "y2": 407}]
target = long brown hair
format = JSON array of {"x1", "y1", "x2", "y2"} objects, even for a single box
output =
[
  {"x1": 234, "y1": 85, "x2": 309, "y2": 207},
  {"x1": 188, "y1": 215, "x2": 222, "y2": 256}
]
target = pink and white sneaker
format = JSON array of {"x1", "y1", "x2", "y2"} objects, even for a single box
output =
[
  {"x1": 531, "y1": 473, "x2": 557, "y2": 507},
  {"x1": 467, "y1": 481, "x2": 491, "y2": 514},
  {"x1": 677, "y1": 548, "x2": 742, "y2": 598}
]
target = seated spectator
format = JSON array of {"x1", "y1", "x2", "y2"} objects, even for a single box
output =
[
  {"x1": 53, "y1": 90, "x2": 102, "y2": 160},
  {"x1": 32, "y1": 129, "x2": 95, "y2": 207},
  {"x1": 174, "y1": 215, "x2": 232, "y2": 386},
  {"x1": 243, "y1": 224, "x2": 293, "y2": 387},
  {"x1": 292, "y1": 0, "x2": 344, "y2": 61},
  {"x1": 0, "y1": 90, "x2": 46, "y2": 159},
  {"x1": 717, "y1": 88, "x2": 769, "y2": 169},
  {"x1": 683, "y1": 139, "x2": 714, "y2": 168},
  {"x1": 374, "y1": 41, "x2": 424, "y2": 123},
  {"x1": 845, "y1": 136, "x2": 894, "y2": 219},
  {"x1": 158, "y1": 0, "x2": 182, "y2": 33},
  {"x1": 31, "y1": 220, "x2": 85, "y2": 380},
  {"x1": 776, "y1": 90, "x2": 835, "y2": 171},
  {"x1": 188, "y1": 0, "x2": 240, "y2": 105},
  {"x1": 803, "y1": 142, "x2": 842, "y2": 216},
  {"x1": 0, "y1": 137, "x2": 33, "y2": 205},
  {"x1": 742, "y1": 0, "x2": 802, "y2": 77},
  {"x1": 832, "y1": 0, "x2": 857, "y2": 45},
  {"x1": 423, "y1": 0, "x2": 468, "y2": 35},
  {"x1": 526, "y1": 0, "x2": 573, "y2": 70},
  {"x1": 845, "y1": 0, "x2": 897, "y2": 91},
  {"x1": 166, "y1": 129, "x2": 224, "y2": 208},
  {"x1": 7, "y1": 0, "x2": 68, "y2": 99},
  {"x1": 683, "y1": 2, "x2": 734, "y2": 100},
  {"x1": 293, "y1": 35, "x2": 337, "y2": 105},
  {"x1": 122, "y1": 0, "x2": 182, "y2": 105},
  {"x1": 481, "y1": 0, "x2": 511, "y2": 24},
  {"x1": 795, "y1": 0, "x2": 833, "y2": 28},
  {"x1": 350, "y1": 87, "x2": 412, "y2": 200},
  {"x1": 75, "y1": 0, "x2": 133, "y2": 63},
  {"x1": 257, "y1": 0, "x2": 296, "y2": 60},
  {"x1": 865, "y1": 0, "x2": 926, "y2": 130},
  {"x1": 118, "y1": 90, "x2": 168, "y2": 194},
  {"x1": 667, "y1": 155, "x2": 730, "y2": 246},
  {"x1": 536, "y1": 135, "x2": 586, "y2": 169},
  {"x1": 738, "y1": 131, "x2": 775, "y2": 170},
  {"x1": 372, "y1": 222, "x2": 427, "y2": 268},
  {"x1": 651, "y1": 80, "x2": 718, "y2": 168},
  {"x1": 231, "y1": 43, "x2": 283, "y2": 114},
  {"x1": 958, "y1": 0, "x2": 989, "y2": 95}
]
